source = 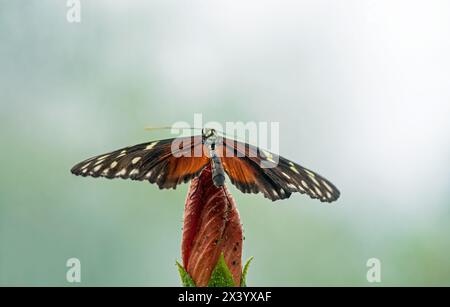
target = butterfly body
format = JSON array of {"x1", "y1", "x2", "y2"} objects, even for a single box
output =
[
  {"x1": 71, "y1": 129, "x2": 340, "y2": 202},
  {"x1": 202, "y1": 128, "x2": 226, "y2": 187}
]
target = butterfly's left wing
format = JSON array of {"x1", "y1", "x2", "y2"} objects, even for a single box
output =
[
  {"x1": 218, "y1": 137, "x2": 340, "y2": 202},
  {"x1": 71, "y1": 136, "x2": 210, "y2": 189}
]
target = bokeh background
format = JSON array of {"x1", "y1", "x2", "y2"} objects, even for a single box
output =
[{"x1": 1, "y1": 0, "x2": 450, "y2": 286}]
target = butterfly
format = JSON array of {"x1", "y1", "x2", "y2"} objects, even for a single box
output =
[{"x1": 70, "y1": 128, "x2": 340, "y2": 202}]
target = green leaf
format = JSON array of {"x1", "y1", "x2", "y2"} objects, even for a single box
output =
[
  {"x1": 207, "y1": 253, "x2": 236, "y2": 287},
  {"x1": 240, "y1": 256, "x2": 254, "y2": 287},
  {"x1": 176, "y1": 261, "x2": 196, "y2": 287}
]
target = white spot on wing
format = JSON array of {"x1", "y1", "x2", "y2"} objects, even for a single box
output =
[
  {"x1": 94, "y1": 159, "x2": 104, "y2": 166},
  {"x1": 81, "y1": 162, "x2": 91, "y2": 169},
  {"x1": 267, "y1": 157, "x2": 276, "y2": 164},
  {"x1": 314, "y1": 186, "x2": 322, "y2": 197},
  {"x1": 282, "y1": 172, "x2": 291, "y2": 179},
  {"x1": 310, "y1": 176, "x2": 320, "y2": 186},
  {"x1": 298, "y1": 186, "x2": 305, "y2": 192},
  {"x1": 96, "y1": 154, "x2": 109, "y2": 161},
  {"x1": 146, "y1": 142, "x2": 158, "y2": 150},
  {"x1": 305, "y1": 169, "x2": 315, "y2": 177},
  {"x1": 110, "y1": 161, "x2": 118, "y2": 168},
  {"x1": 117, "y1": 150, "x2": 127, "y2": 158},
  {"x1": 261, "y1": 149, "x2": 273, "y2": 159},
  {"x1": 287, "y1": 183, "x2": 296, "y2": 189},
  {"x1": 322, "y1": 180, "x2": 333, "y2": 193},
  {"x1": 132, "y1": 157, "x2": 141, "y2": 164},
  {"x1": 301, "y1": 180, "x2": 309, "y2": 189},
  {"x1": 116, "y1": 168, "x2": 127, "y2": 177}
]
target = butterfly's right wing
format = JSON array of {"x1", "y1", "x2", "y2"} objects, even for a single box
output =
[
  {"x1": 71, "y1": 136, "x2": 210, "y2": 189},
  {"x1": 219, "y1": 137, "x2": 340, "y2": 202}
]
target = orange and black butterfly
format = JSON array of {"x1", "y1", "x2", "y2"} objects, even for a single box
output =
[{"x1": 71, "y1": 128, "x2": 340, "y2": 202}]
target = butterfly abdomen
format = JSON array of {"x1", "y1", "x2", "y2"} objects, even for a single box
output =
[{"x1": 210, "y1": 153, "x2": 225, "y2": 187}]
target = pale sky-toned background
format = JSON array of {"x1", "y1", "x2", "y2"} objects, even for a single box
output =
[{"x1": 1, "y1": 0, "x2": 449, "y2": 285}]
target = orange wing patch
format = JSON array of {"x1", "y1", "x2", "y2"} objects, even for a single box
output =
[
  {"x1": 214, "y1": 141, "x2": 289, "y2": 200},
  {"x1": 163, "y1": 154, "x2": 210, "y2": 187},
  {"x1": 221, "y1": 156, "x2": 259, "y2": 194}
]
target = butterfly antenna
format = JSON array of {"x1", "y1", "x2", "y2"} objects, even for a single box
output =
[
  {"x1": 144, "y1": 126, "x2": 202, "y2": 132},
  {"x1": 144, "y1": 125, "x2": 233, "y2": 138}
]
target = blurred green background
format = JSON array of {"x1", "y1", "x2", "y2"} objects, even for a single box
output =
[{"x1": 1, "y1": 0, "x2": 450, "y2": 286}]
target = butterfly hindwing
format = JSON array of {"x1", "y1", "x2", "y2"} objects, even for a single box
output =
[{"x1": 207, "y1": 139, "x2": 282, "y2": 200}]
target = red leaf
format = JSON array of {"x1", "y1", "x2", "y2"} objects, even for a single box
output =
[{"x1": 181, "y1": 165, "x2": 243, "y2": 286}]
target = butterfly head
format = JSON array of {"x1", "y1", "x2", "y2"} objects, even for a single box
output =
[{"x1": 202, "y1": 128, "x2": 218, "y2": 144}]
